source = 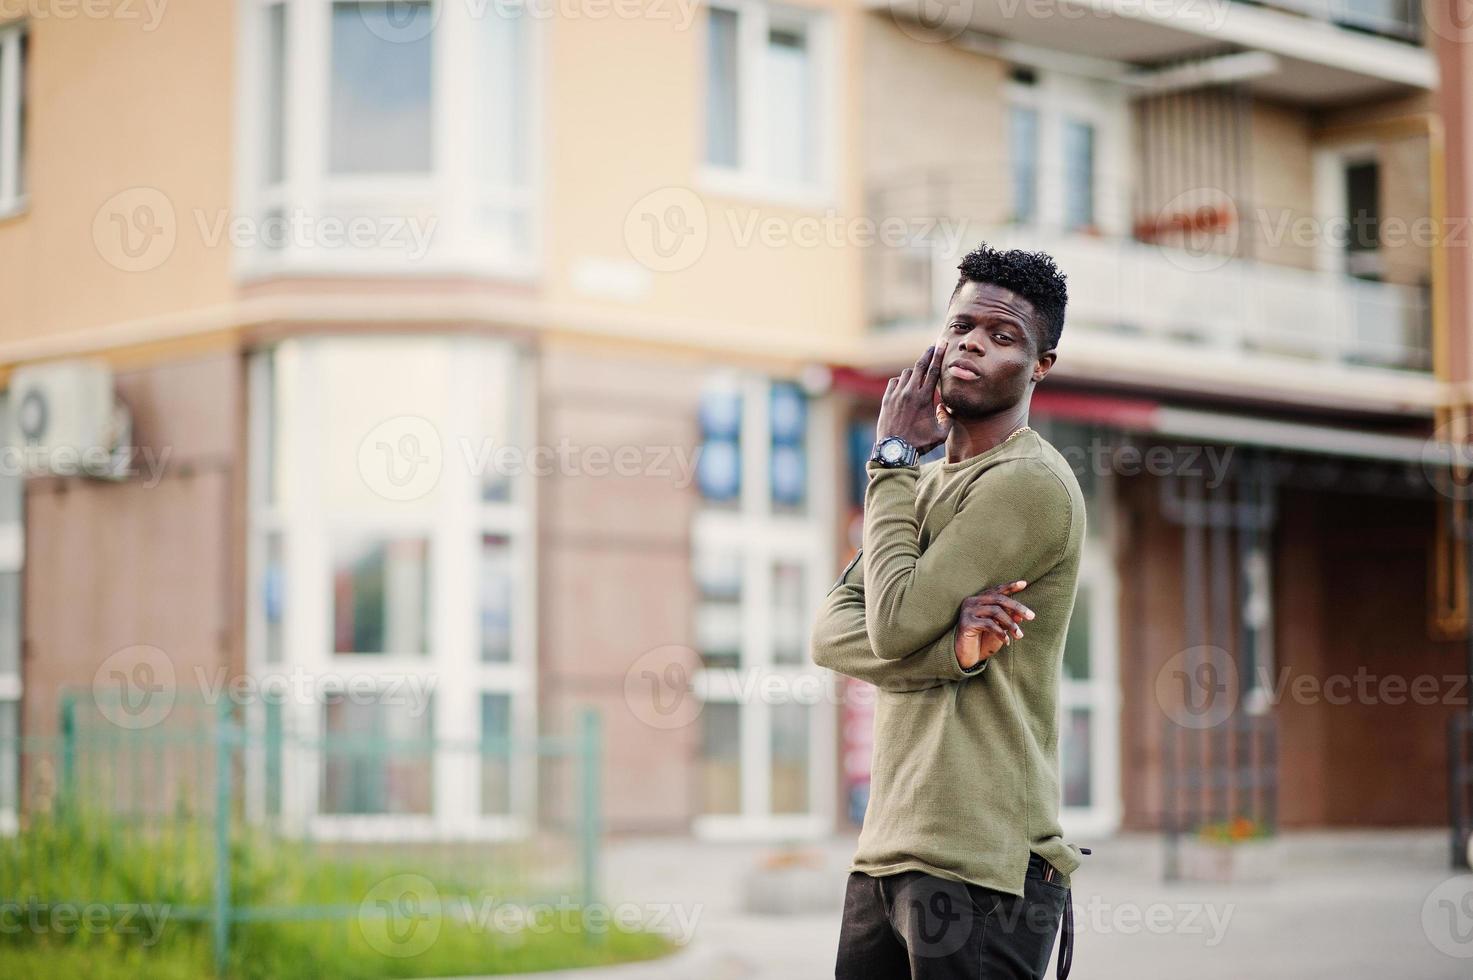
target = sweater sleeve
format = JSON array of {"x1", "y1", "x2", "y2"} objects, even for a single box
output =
[
  {"x1": 809, "y1": 572, "x2": 987, "y2": 692},
  {"x1": 861, "y1": 458, "x2": 1071, "y2": 661}
]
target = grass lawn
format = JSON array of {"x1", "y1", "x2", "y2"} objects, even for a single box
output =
[{"x1": 0, "y1": 811, "x2": 677, "y2": 979}]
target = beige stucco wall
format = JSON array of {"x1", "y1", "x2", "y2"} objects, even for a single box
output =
[
  {"x1": 859, "y1": 17, "x2": 1008, "y2": 194},
  {"x1": 1249, "y1": 99, "x2": 1318, "y2": 271},
  {"x1": 535, "y1": 339, "x2": 707, "y2": 831},
  {"x1": 0, "y1": 7, "x2": 236, "y2": 347},
  {"x1": 543, "y1": 1, "x2": 868, "y2": 353},
  {"x1": 857, "y1": 17, "x2": 1008, "y2": 327},
  {"x1": 1378, "y1": 134, "x2": 1433, "y2": 287}
]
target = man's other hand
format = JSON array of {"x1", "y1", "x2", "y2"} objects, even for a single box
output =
[{"x1": 955, "y1": 580, "x2": 1034, "y2": 671}]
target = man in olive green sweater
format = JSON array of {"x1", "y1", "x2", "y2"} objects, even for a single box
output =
[{"x1": 812, "y1": 245, "x2": 1086, "y2": 980}]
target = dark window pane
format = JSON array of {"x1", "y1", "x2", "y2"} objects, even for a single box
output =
[
  {"x1": 1010, "y1": 106, "x2": 1038, "y2": 224},
  {"x1": 331, "y1": 534, "x2": 430, "y2": 655},
  {"x1": 480, "y1": 693, "x2": 511, "y2": 815},
  {"x1": 701, "y1": 701, "x2": 741, "y2": 814},
  {"x1": 320, "y1": 698, "x2": 434, "y2": 815},
  {"x1": 264, "y1": 4, "x2": 287, "y2": 185},
  {"x1": 770, "y1": 702, "x2": 809, "y2": 814},
  {"x1": 329, "y1": 2, "x2": 433, "y2": 174},
  {"x1": 1063, "y1": 119, "x2": 1094, "y2": 230},
  {"x1": 481, "y1": 534, "x2": 513, "y2": 663},
  {"x1": 706, "y1": 9, "x2": 740, "y2": 168},
  {"x1": 1061, "y1": 708, "x2": 1092, "y2": 808}
]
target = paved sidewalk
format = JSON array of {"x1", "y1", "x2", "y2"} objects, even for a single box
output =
[{"x1": 472, "y1": 831, "x2": 1472, "y2": 979}]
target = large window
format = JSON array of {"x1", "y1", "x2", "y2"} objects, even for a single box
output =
[
  {"x1": 1007, "y1": 67, "x2": 1120, "y2": 237},
  {"x1": 703, "y1": 0, "x2": 833, "y2": 201},
  {"x1": 0, "y1": 23, "x2": 27, "y2": 217},
  {"x1": 691, "y1": 375, "x2": 834, "y2": 838},
  {"x1": 248, "y1": 336, "x2": 535, "y2": 838},
  {"x1": 243, "y1": 0, "x2": 538, "y2": 273}
]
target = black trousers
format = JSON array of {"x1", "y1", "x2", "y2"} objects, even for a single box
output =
[{"x1": 834, "y1": 854, "x2": 1071, "y2": 980}]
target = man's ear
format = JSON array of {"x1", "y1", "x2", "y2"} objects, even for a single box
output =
[{"x1": 1032, "y1": 350, "x2": 1057, "y2": 384}]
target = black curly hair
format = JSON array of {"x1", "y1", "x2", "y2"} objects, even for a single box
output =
[{"x1": 950, "y1": 243, "x2": 1068, "y2": 352}]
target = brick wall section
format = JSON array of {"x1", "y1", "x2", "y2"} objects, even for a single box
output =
[
  {"x1": 22, "y1": 350, "x2": 244, "y2": 742},
  {"x1": 534, "y1": 340, "x2": 707, "y2": 833}
]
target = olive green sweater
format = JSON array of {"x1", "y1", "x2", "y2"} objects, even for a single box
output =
[{"x1": 810, "y1": 428, "x2": 1087, "y2": 897}]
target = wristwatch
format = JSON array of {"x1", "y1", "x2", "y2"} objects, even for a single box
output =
[{"x1": 870, "y1": 436, "x2": 919, "y2": 468}]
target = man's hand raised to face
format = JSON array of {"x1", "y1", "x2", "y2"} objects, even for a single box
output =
[
  {"x1": 876, "y1": 341, "x2": 953, "y2": 454},
  {"x1": 954, "y1": 581, "x2": 1034, "y2": 671}
]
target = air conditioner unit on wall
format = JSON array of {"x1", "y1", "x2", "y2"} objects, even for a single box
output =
[{"x1": 7, "y1": 360, "x2": 133, "y2": 481}]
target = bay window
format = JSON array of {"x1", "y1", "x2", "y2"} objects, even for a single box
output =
[
  {"x1": 248, "y1": 336, "x2": 536, "y2": 839},
  {"x1": 241, "y1": 0, "x2": 538, "y2": 274},
  {"x1": 691, "y1": 375, "x2": 835, "y2": 838},
  {"x1": 702, "y1": 0, "x2": 834, "y2": 202}
]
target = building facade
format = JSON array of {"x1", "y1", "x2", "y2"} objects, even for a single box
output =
[{"x1": 0, "y1": 0, "x2": 1465, "y2": 847}]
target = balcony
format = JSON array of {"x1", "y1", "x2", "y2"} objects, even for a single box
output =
[
  {"x1": 1253, "y1": 0, "x2": 1422, "y2": 43},
  {"x1": 866, "y1": 174, "x2": 1434, "y2": 408},
  {"x1": 874, "y1": 0, "x2": 1434, "y2": 106}
]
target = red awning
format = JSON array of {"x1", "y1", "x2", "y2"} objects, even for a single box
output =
[{"x1": 827, "y1": 366, "x2": 1160, "y2": 430}]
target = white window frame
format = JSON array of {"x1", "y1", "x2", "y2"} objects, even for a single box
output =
[
  {"x1": 0, "y1": 22, "x2": 26, "y2": 219},
  {"x1": 1313, "y1": 142, "x2": 1381, "y2": 277},
  {"x1": 1006, "y1": 67, "x2": 1128, "y2": 239},
  {"x1": 234, "y1": 0, "x2": 543, "y2": 278},
  {"x1": 698, "y1": 0, "x2": 838, "y2": 207},
  {"x1": 691, "y1": 374, "x2": 836, "y2": 840},
  {"x1": 245, "y1": 335, "x2": 539, "y2": 842}
]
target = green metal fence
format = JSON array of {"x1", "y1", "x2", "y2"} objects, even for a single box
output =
[{"x1": 1, "y1": 691, "x2": 604, "y2": 977}]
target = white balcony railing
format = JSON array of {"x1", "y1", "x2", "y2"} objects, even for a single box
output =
[
  {"x1": 874, "y1": 226, "x2": 1432, "y2": 374},
  {"x1": 1254, "y1": 0, "x2": 1422, "y2": 43},
  {"x1": 875, "y1": 0, "x2": 1433, "y2": 105}
]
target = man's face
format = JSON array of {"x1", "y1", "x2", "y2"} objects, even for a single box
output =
[{"x1": 937, "y1": 281, "x2": 1053, "y2": 419}]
